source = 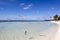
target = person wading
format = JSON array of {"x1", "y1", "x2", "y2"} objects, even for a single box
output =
[{"x1": 25, "y1": 31, "x2": 27, "y2": 35}]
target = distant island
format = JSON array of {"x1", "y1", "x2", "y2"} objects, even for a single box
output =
[{"x1": 0, "y1": 20, "x2": 44, "y2": 22}]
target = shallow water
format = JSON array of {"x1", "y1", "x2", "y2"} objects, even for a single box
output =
[{"x1": 0, "y1": 21, "x2": 59, "y2": 40}]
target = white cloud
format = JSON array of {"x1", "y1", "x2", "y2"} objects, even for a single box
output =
[
  {"x1": 20, "y1": 3, "x2": 33, "y2": 10},
  {"x1": 23, "y1": 4, "x2": 32, "y2": 10},
  {"x1": 23, "y1": 6, "x2": 30, "y2": 10}
]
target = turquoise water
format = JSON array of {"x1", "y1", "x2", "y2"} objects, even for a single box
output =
[{"x1": 0, "y1": 21, "x2": 59, "y2": 40}]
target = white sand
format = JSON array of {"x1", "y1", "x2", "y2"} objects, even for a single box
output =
[
  {"x1": 51, "y1": 21, "x2": 60, "y2": 40},
  {"x1": 0, "y1": 22, "x2": 59, "y2": 40}
]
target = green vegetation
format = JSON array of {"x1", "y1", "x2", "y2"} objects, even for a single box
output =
[{"x1": 54, "y1": 15, "x2": 60, "y2": 21}]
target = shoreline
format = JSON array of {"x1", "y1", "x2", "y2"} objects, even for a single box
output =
[
  {"x1": 50, "y1": 21, "x2": 60, "y2": 25},
  {"x1": 50, "y1": 21, "x2": 60, "y2": 40}
]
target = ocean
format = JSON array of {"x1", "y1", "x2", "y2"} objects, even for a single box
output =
[{"x1": 0, "y1": 21, "x2": 59, "y2": 40}]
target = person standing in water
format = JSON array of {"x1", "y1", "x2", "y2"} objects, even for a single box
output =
[{"x1": 25, "y1": 31, "x2": 27, "y2": 35}]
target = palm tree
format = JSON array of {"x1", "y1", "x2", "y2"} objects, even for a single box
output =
[
  {"x1": 54, "y1": 15, "x2": 58, "y2": 21},
  {"x1": 58, "y1": 16, "x2": 60, "y2": 20}
]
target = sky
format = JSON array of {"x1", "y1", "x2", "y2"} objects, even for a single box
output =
[{"x1": 0, "y1": 0, "x2": 60, "y2": 20}]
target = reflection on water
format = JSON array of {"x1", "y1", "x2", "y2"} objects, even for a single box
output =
[{"x1": 0, "y1": 22, "x2": 59, "y2": 40}]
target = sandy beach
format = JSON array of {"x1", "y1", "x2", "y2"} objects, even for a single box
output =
[
  {"x1": 51, "y1": 21, "x2": 60, "y2": 40},
  {"x1": 0, "y1": 21, "x2": 59, "y2": 40}
]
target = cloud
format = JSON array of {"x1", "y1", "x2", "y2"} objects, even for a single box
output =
[
  {"x1": 20, "y1": 3, "x2": 33, "y2": 10},
  {"x1": 23, "y1": 6, "x2": 30, "y2": 10},
  {"x1": 23, "y1": 4, "x2": 32, "y2": 10}
]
